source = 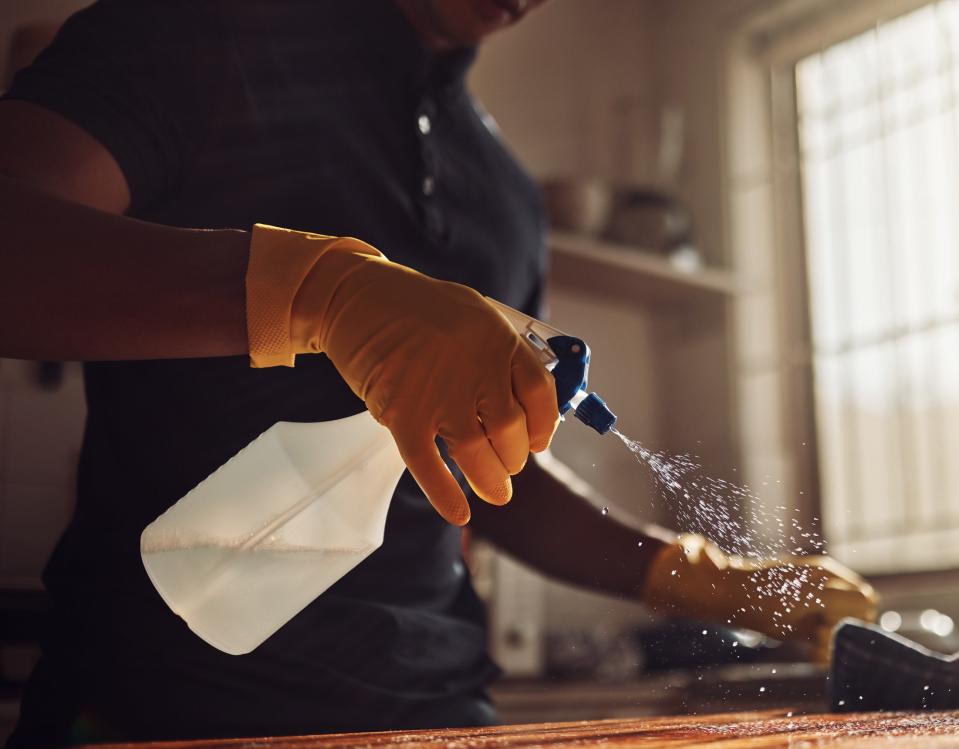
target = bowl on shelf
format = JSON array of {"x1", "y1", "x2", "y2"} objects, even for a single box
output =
[
  {"x1": 605, "y1": 187, "x2": 693, "y2": 253},
  {"x1": 540, "y1": 178, "x2": 613, "y2": 236}
]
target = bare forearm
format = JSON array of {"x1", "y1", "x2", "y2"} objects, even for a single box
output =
[
  {"x1": 0, "y1": 176, "x2": 249, "y2": 360},
  {"x1": 470, "y1": 451, "x2": 671, "y2": 599}
]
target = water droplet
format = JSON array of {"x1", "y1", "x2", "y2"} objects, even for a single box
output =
[
  {"x1": 600, "y1": 506, "x2": 609, "y2": 516},
  {"x1": 772, "y1": 668, "x2": 777, "y2": 674},
  {"x1": 701, "y1": 629, "x2": 708, "y2": 635},
  {"x1": 759, "y1": 686, "x2": 766, "y2": 693},
  {"x1": 637, "y1": 541, "x2": 643, "y2": 547},
  {"x1": 838, "y1": 700, "x2": 845, "y2": 706}
]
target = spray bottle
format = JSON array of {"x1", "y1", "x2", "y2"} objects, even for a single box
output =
[{"x1": 140, "y1": 299, "x2": 616, "y2": 655}]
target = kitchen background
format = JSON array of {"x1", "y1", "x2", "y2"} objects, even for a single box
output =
[{"x1": 3, "y1": 0, "x2": 959, "y2": 737}]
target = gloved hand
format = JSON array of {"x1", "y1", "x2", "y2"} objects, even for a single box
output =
[
  {"x1": 641, "y1": 534, "x2": 878, "y2": 662},
  {"x1": 245, "y1": 224, "x2": 559, "y2": 525}
]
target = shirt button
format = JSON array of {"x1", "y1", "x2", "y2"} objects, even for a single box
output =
[
  {"x1": 422, "y1": 175, "x2": 435, "y2": 196},
  {"x1": 417, "y1": 114, "x2": 431, "y2": 135}
]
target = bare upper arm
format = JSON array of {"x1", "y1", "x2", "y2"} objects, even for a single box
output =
[{"x1": 0, "y1": 99, "x2": 130, "y2": 214}]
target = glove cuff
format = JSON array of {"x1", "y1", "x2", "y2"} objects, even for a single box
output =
[{"x1": 245, "y1": 224, "x2": 382, "y2": 368}]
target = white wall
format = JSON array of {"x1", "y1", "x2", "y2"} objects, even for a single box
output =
[
  {"x1": 470, "y1": 0, "x2": 659, "y2": 182},
  {"x1": 647, "y1": 0, "x2": 887, "y2": 550},
  {"x1": 647, "y1": 0, "x2": 758, "y2": 268},
  {"x1": 471, "y1": 0, "x2": 684, "y2": 636},
  {"x1": 471, "y1": 0, "x2": 668, "y2": 511}
]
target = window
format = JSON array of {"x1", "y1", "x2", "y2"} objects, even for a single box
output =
[{"x1": 796, "y1": 1, "x2": 959, "y2": 572}]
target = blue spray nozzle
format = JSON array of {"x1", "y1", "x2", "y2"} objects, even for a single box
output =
[
  {"x1": 545, "y1": 335, "x2": 590, "y2": 415},
  {"x1": 573, "y1": 392, "x2": 617, "y2": 435},
  {"x1": 484, "y1": 298, "x2": 619, "y2": 437},
  {"x1": 545, "y1": 336, "x2": 616, "y2": 434}
]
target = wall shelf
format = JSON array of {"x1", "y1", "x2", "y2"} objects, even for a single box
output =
[{"x1": 548, "y1": 231, "x2": 738, "y2": 307}]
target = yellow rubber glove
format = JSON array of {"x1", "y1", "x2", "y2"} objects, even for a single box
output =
[
  {"x1": 245, "y1": 224, "x2": 560, "y2": 525},
  {"x1": 641, "y1": 534, "x2": 878, "y2": 662}
]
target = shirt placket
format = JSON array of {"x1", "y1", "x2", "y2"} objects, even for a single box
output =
[{"x1": 416, "y1": 96, "x2": 444, "y2": 242}]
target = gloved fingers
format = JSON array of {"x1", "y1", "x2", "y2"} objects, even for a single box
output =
[
  {"x1": 511, "y1": 345, "x2": 559, "y2": 453},
  {"x1": 781, "y1": 589, "x2": 875, "y2": 647},
  {"x1": 442, "y1": 418, "x2": 513, "y2": 507},
  {"x1": 391, "y1": 427, "x2": 472, "y2": 526},
  {"x1": 818, "y1": 586, "x2": 879, "y2": 625},
  {"x1": 791, "y1": 558, "x2": 878, "y2": 621},
  {"x1": 477, "y1": 390, "x2": 529, "y2": 475},
  {"x1": 817, "y1": 557, "x2": 879, "y2": 602}
]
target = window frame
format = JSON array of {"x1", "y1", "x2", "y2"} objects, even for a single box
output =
[{"x1": 723, "y1": 0, "x2": 953, "y2": 576}]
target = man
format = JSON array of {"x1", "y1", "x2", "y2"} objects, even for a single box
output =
[{"x1": 0, "y1": 1, "x2": 876, "y2": 744}]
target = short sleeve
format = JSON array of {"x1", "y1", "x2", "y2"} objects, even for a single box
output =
[{"x1": 3, "y1": 0, "x2": 219, "y2": 210}]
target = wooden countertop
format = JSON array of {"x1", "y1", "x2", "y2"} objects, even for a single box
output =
[{"x1": 86, "y1": 709, "x2": 959, "y2": 748}]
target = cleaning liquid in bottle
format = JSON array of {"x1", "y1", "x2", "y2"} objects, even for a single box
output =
[{"x1": 141, "y1": 299, "x2": 615, "y2": 655}]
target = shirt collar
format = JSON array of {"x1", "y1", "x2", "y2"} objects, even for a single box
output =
[{"x1": 370, "y1": 0, "x2": 478, "y2": 94}]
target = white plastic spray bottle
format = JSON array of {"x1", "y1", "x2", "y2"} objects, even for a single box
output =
[{"x1": 140, "y1": 299, "x2": 616, "y2": 655}]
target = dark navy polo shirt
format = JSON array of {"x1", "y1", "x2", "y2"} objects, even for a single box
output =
[{"x1": 4, "y1": 0, "x2": 546, "y2": 743}]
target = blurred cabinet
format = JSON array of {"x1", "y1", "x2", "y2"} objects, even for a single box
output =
[{"x1": 0, "y1": 360, "x2": 84, "y2": 589}]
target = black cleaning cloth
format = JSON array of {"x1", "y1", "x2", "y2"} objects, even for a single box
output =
[{"x1": 831, "y1": 619, "x2": 959, "y2": 711}]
